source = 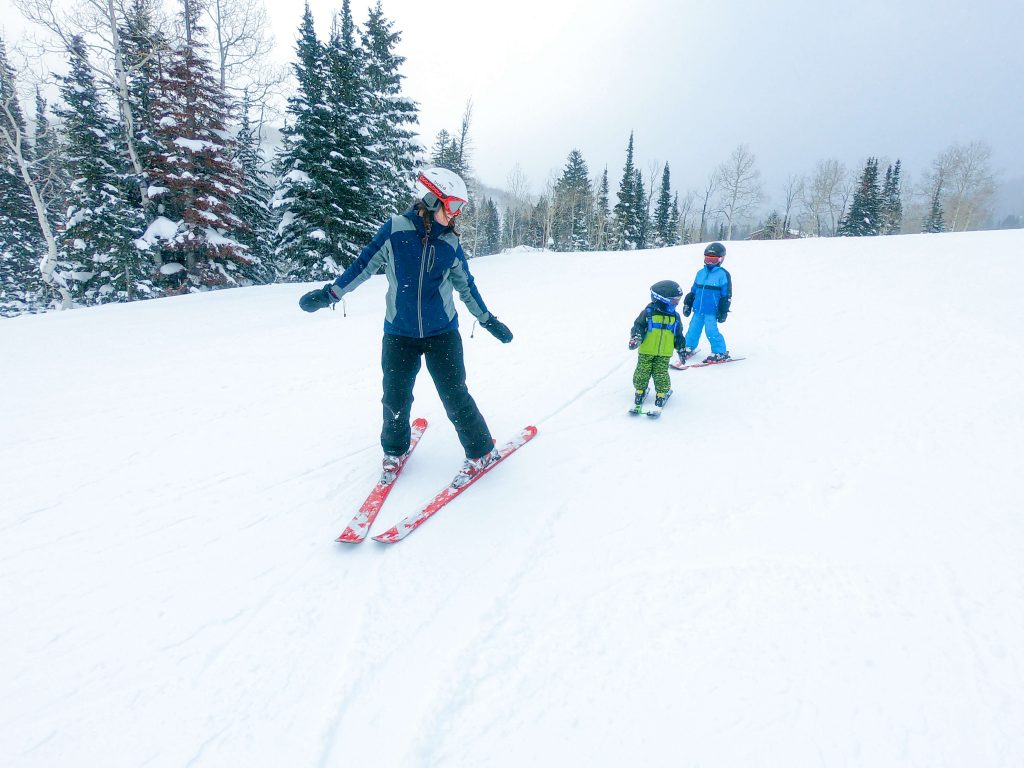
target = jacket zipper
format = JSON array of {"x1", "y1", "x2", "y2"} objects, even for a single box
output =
[
  {"x1": 698, "y1": 267, "x2": 715, "y2": 313},
  {"x1": 417, "y1": 237, "x2": 428, "y2": 337}
]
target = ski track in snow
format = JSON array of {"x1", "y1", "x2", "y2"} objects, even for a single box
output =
[{"x1": 3, "y1": 232, "x2": 1024, "y2": 767}]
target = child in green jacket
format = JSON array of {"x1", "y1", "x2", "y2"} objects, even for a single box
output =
[{"x1": 628, "y1": 280, "x2": 686, "y2": 413}]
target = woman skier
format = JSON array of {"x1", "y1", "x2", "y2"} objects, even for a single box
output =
[{"x1": 298, "y1": 167, "x2": 513, "y2": 487}]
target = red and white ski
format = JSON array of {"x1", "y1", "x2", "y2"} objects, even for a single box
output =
[
  {"x1": 372, "y1": 425, "x2": 538, "y2": 544},
  {"x1": 670, "y1": 356, "x2": 745, "y2": 370},
  {"x1": 336, "y1": 417, "x2": 428, "y2": 543}
]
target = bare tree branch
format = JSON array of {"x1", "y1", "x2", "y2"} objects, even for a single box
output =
[
  {"x1": 698, "y1": 172, "x2": 718, "y2": 241},
  {"x1": 716, "y1": 143, "x2": 763, "y2": 240}
]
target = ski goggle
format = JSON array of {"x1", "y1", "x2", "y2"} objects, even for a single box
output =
[
  {"x1": 704, "y1": 254, "x2": 724, "y2": 265},
  {"x1": 652, "y1": 291, "x2": 681, "y2": 305},
  {"x1": 419, "y1": 175, "x2": 468, "y2": 218}
]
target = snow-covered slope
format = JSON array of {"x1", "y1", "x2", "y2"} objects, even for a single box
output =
[{"x1": 3, "y1": 230, "x2": 1023, "y2": 767}]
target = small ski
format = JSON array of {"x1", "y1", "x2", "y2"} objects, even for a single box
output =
[
  {"x1": 372, "y1": 425, "x2": 538, "y2": 544},
  {"x1": 336, "y1": 417, "x2": 428, "y2": 543},
  {"x1": 628, "y1": 389, "x2": 649, "y2": 416},
  {"x1": 670, "y1": 356, "x2": 745, "y2": 371},
  {"x1": 629, "y1": 390, "x2": 671, "y2": 418}
]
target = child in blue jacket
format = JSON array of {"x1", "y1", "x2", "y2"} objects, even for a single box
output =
[{"x1": 681, "y1": 242, "x2": 732, "y2": 363}]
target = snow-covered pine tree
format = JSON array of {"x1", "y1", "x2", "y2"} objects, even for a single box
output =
[
  {"x1": 632, "y1": 167, "x2": 649, "y2": 249},
  {"x1": 360, "y1": 1, "x2": 419, "y2": 217},
  {"x1": 0, "y1": 37, "x2": 45, "y2": 316},
  {"x1": 148, "y1": 0, "x2": 249, "y2": 290},
  {"x1": 474, "y1": 197, "x2": 501, "y2": 256},
  {"x1": 551, "y1": 149, "x2": 591, "y2": 252},
  {"x1": 55, "y1": 35, "x2": 149, "y2": 304},
  {"x1": 592, "y1": 166, "x2": 610, "y2": 251},
  {"x1": 923, "y1": 179, "x2": 945, "y2": 233},
  {"x1": 652, "y1": 163, "x2": 673, "y2": 247},
  {"x1": 431, "y1": 129, "x2": 458, "y2": 171},
  {"x1": 762, "y1": 211, "x2": 784, "y2": 239},
  {"x1": 838, "y1": 157, "x2": 881, "y2": 236},
  {"x1": 275, "y1": 1, "x2": 377, "y2": 279},
  {"x1": 431, "y1": 102, "x2": 474, "y2": 179},
  {"x1": 274, "y1": 5, "x2": 336, "y2": 279},
  {"x1": 611, "y1": 132, "x2": 639, "y2": 250},
  {"x1": 667, "y1": 191, "x2": 681, "y2": 246},
  {"x1": 527, "y1": 196, "x2": 550, "y2": 249},
  {"x1": 232, "y1": 93, "x2": 275, "y2": 283},
  {"x1": 322, "y1": 0, "x2": 379, "y2": 265},
  {"x1": 880, "y1": 160, "x2": 903, "y2": 235},
  {"x1": 429, "y1": 103, "x2": 482, "y2": 250}
]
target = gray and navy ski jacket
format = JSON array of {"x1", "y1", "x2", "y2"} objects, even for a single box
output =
[
  {"x1": 329, "y1": 208, "x2": 492, "y2": 338},
  {"x1": 689, "y1": 265, "x2": 732, "y2": 315}
]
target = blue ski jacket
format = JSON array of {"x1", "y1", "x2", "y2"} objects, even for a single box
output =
[
  {"x1": 689, "y1": 265, "x2": 732, "y2": 315},
  {"x1": 329, "y1": 208, "x2": 491, "y2": 338}
]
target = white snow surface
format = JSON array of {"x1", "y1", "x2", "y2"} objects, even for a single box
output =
[
  {"x1": 173, "y1": 138, "x2": 221, "y2": 153},
  {"x1": 138, "y1": 216, "x2": 180, "y2": 248},
  {"x1": 2, "y1": 231, "x2": 1024, "y2": 767}
]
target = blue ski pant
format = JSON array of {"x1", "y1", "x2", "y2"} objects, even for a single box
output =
[{"x1": 684, "y1": 313, "x2": 727, "y2": 354}]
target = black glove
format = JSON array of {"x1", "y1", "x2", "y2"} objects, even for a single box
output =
[
  {"x1": 628, "y1": 336, "x2": 641, "y2": 350},
  {"x1": 717, "y1": 297, "x2": 731, "y2": 324},
  {"x1": 481, "y1": 315, "x2": 513, "y2": 343},
  {"x1": 682, "y1": 292, "x2": 694, "y2": 318},
  {"x1": 299, "y1": 283, "x2": 339, "y2": 312}
]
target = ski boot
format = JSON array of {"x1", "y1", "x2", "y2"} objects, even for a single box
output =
[
  {"x1": 647, "y1": 390, "x2": 672, "y2": 418},
  {"x1": 680, "y1": 347, "x2": 698, "y2": 362},
  {"x1": 629, "y1": 388, "x2": 648, "y2": 415},
  {"x1": 702, "y1": 352, "x2": 731, "y2": 364},
  {"x1": 452, "y1": 447, "x2": 501, "y2": 489},
  {"x1": 380, "y1": 452, "x2": 405, "y2": 484}
]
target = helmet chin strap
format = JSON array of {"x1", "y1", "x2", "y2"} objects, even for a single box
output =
[{"x1": 422, "y1": 191, "x2": 441, "y2": 212}]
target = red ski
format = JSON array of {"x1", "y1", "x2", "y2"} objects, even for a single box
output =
[
  {"x1": 336, "y1": 417, "x2": 428, "y2": 543},
  {"x1": 670, "y1": 356, "x2": 745, "y2": 370},
  {"x1": 372, "y1": 426, "x2": 538, "y2": 544}
]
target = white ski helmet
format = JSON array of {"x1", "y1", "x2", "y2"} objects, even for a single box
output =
[{"x1": 416, "y1": 167, "x2": 469, "y2": 217}]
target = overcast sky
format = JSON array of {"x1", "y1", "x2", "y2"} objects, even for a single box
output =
[
  {"x1": 283, "y1": 0, "x2": 1023, "y2": 207},
  {"x1": 4, "y1": 0, "x2": 1022, "y2": 210}
]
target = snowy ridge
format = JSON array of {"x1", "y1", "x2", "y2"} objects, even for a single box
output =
[{"x1": 2, "y1": 230, "x2": 1023, "y2": 767}]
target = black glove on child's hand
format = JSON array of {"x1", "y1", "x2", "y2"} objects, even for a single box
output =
[
  {"x1": 299, "y1": 283, "x2": 339, "y2": 313},
  {"x1": 481, "y1": 315, "x2": 513, "y2": 343},
  {"x1": 682, "y1": 292, "x2": 695, "y2": 318},
  {"x1": 628, "y1": 336, "x2": 641, "y2": 350},
  {"x1": 716, "y1": 297, "x2": 731, "y2": 324}
]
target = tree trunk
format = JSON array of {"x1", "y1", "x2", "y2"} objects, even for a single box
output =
[
  {"x1": 0, "y1": 114, "x2": 71, "y2": 308},
  {"x1": 104, "y1": 0, "x2": 151, "y2": 215}
]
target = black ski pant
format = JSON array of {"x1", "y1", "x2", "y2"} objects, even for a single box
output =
[{"x1": 380, "y1": 330, "x2": 494, "y2": 460}]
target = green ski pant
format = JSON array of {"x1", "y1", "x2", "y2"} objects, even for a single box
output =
[{"x1": 632, "y1": 353, "x2": 671, "y2": 395}]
